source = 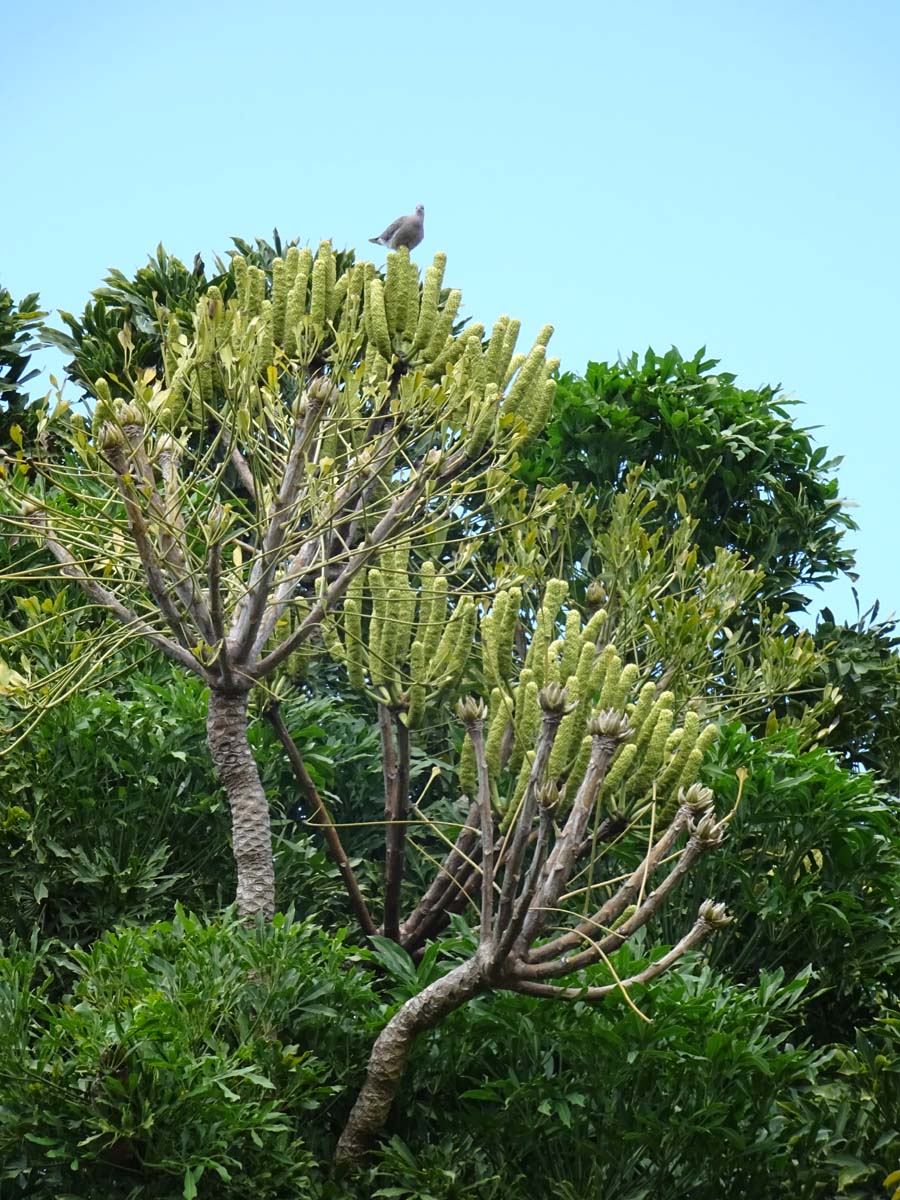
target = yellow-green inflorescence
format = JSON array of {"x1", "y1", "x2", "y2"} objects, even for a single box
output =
[
  {"x1": 320, "y1": 545, "x2": 476, "y2": 728},
  {"x1": 473, "y1": 581, "x2": 717, "y2": 821},
  {"x1": 321, "y1": 562, "x2": 719, "y2": 820},
  {"x1": 142, "y1": 245, "x2": 558, "y2": 470}
]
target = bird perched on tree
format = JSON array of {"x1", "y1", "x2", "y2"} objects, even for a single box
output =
[
  {"x1": 369, "y1": 204, "x2": 425, "y2": 251},
  {"x1": 193, "y1": 252, "x2": 205, "y2": 279}
]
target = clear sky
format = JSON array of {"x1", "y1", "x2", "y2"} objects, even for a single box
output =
[{"x1": 3, "y1": 0, "x2": 898, "y2": 622}]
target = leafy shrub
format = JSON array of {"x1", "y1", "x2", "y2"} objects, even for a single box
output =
[
  {"x1": 667, "y1": 724, "x2": 900, "y2": 1039},
  {"x1": 0, "y1": 908, "x2": 379, "y2": 1198},
  {"x1": 394, "y1": 947, "x2": 826, "y2": 1199},
  {"x1": 0, "y1": 665, "x2": 369, "y2": 946}
]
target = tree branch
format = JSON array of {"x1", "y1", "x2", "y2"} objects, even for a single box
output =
[
  {"x1": 466, "y1": 713, "x2": 495, "y2": 947},
  {"x1": 231, "y1": 387, "x2": 329, "y2": 659},
  {"x1": 528, "y1": 802, "x2": 695, "y2": 965},
  {"x1": 518, "y1": 730, "x2": 621, "y2": 948},
  {"x1": 521, "y1": 817, "x2": 720, "y2": 981},
  {"x1": 508, "y1": 913, "x2": 717, "y2": 1000},
  {"x1": 399, "y1": 802, "x2": 480, "y2": 950},
  {"x1": 34, "y1": 523, "x2": 203, "y2": 675},
  {"x1": 494, "y1": 703, "x2": 564, "y2": 943},
  {"x1": 250, "y1": 459, "x2": 436, "y2": 678},
  {"x1": 266, "y1": 703, "x2": 376, "y2": 937}
]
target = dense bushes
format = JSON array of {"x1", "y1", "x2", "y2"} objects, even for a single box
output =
[
  {"x1": 2, "y1": 908, "x2": 897, "y2": 1199},
  {"x1": 0, "y1": 909, "x2": 377, "y2": 1198}
]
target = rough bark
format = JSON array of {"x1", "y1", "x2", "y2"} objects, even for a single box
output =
[
  {"x1": 206, "y1": 686, "x2": 275, "y2": 919},
  {"x1": 335, "y1": 955, "x2": 486, "y2": 1164}
]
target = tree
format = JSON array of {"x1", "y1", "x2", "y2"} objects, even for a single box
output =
[
  {"x1": 2, "y1": 242, "x2": 558, "y2": 919},
  {"x1": 334, "y1": 687, "x2": 731, "y2": 1162},
  {"x1": 6, "y1": 237, "x2": 892, "y2": 1182},
  {"x1": 516, "y1": 347, "x2": 856, "y2": 619},
  {"x1": 812, "y1": 597, "x2": 900, "y2": 792}
]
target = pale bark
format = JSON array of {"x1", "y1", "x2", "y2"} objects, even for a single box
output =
[
  {"x1": 206, "y1": 687, "x2": 275, "y2": 919},
  {"x1": 334, "y1": 956, "x2": 486, "y2": 1164}
]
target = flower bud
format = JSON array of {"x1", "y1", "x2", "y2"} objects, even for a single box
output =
[
  {"x1": 587, "y1": 708, "x2": 632, "y2": 742},
  {"x1": 678, "y1": 783, "x2": 715, "y2": 813},
  {"x1": 456, "y1": 696, "x2": 488, "y2": 726},
  {"x1": 698, "y1": 899, "x2": 732, "y2": 929},
  {"x1": 538, "y1": 683, "x2": 571, "y2": 714}
]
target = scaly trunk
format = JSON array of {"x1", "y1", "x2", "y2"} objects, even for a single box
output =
[
  {"x1": 335, "y1": 955, "x2": 486, "y2": 1164},
  {"x1": 206, "y1": 686, "x2": 275, "y2": 919}
]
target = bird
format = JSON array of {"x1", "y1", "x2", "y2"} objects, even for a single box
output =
[
  {"x1": 369, "y1": 204, "x2": 425, "y2": 251},
  {"x1": 193, "y1": 252, "x2": 205, "y2": 279}
]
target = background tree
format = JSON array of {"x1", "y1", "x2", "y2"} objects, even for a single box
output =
[
  {"x1": 515, "y1": 347, "x2": 856, "y2": 619},
  {"x1": 1, "y1": 285, "x2": 46, "y2": 446}
]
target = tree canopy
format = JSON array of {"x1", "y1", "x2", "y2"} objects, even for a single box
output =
[{"x1": 0, "y1": 239, "x2": 898, "y2": 1198}]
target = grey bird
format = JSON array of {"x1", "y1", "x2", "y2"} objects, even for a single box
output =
[{"x1": 369, "y1": 204, "x2": 425, "y2": 250}]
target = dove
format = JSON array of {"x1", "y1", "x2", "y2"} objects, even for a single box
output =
[{"x1": 369, "y1": 204, "x2": 425, "y2": 251}]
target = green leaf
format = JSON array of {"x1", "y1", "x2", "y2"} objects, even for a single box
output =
[{"x1": 367, "y1": 934, "x2": 417, "y2": 984}]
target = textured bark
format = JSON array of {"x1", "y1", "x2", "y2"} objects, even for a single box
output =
[
  {"x1": 206, "y1": 687, "x2": 275, "y2": 919},
  {"x1": 335, "y1": 956, "x2": 486, "y2": 1164}
]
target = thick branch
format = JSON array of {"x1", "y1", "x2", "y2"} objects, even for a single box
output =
[
  {"x1": 207, "y1": 686, "x2": 275, "y2": 919},
  {"x1": 230, "y1": 389, "x2": 327, "y2": 659},
  {"x1": 528, "y1": 803, "x2": 694, "y2": 965},
  {"x1": 467, "y1": 719, "x2": 495, "y2": 946},
  {"x1": 250, "y1": 460, "x2": 435, "y2": 678},
  {"x1": 521, "y1": 825, "x2": 713, "y2": 981},
  {"x1": 335, "y1": 955, "x2": 486, "y2": 1164},
  {"x1": 518, "y1": 733, "x2": 619, "y2": 947},
  {"x1": 156, "y1": 443, "x2": 216, "y2": 642},
  {"x1": 496, "y1": 802, "x2": 554, "y2": 962},
  {"x1": 112, "y1": 468, "x2": 198, "y2": 647},
  {"x1": 230, "y1": 445, "x2": 257, "y2": 500},
  {"x1": 494, "y1": 707, "x2": 563, "y2": 943},
  {"x1": 267, "y1": 704, "x2": 376, "y2": 937}
]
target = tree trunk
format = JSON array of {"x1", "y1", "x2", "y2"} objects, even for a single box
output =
[
  {"x1": 335, "y1": 955, "x2": 486, "y2": 1164},
  {"x1": 206, "y1": 686, "x2": 275, "y2": 919}
]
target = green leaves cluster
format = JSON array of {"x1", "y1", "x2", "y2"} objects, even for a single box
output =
[
  {"x1": 0, "y1": 285, "x2": 46, "y2": 445},
  {"x1": 516, "y1": 346, "x2": 856, "y2": 618},
  {"x1": 0, "y1": 909, "x2": 377, "y2": 1198}
]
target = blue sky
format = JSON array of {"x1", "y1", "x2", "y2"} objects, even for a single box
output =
[{"x1": 3, "y1": 0, "x2": 898, "y2": 621}]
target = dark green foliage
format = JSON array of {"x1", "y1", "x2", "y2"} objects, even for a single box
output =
[
  {"x1": 813, "y1": 598, "x2": 900, "y2": 792},
  {"x1": 0, "y1": 659, "x2": 361, "y2": 946},
  {"x1": 4, "y1": 906, "x2": 895, "y2": 1200},
  {"x1": 0, "y1": 285, "x2": 46, "y2": 444},
  {"x1": 0, "y1": 664, "x2": 232, "y2": 942},
  {"x1": 41, "y1": 245, "x2": 227, "y2": 395},
  {"x1": 0, "y1": 908, "x2": 378, "y2": 1198},
  {"x1": 393, "y1": 950, "x2": 894, "y2": 1199},
  {"x1": 517, "y1": 347, "x2": 856, "y2": 616},
  {"x1": 657, "y1": 724, "x2": 900, "y2": 1039}
]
